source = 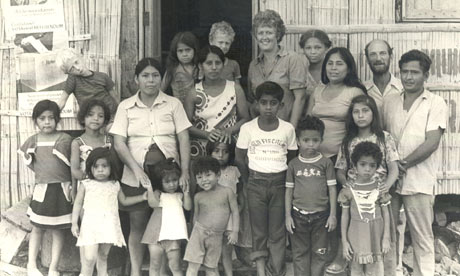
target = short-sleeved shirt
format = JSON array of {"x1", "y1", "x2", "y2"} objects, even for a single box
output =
[
  {"x1": 383, "y1": 89, "x2": 448, "y2": 195},
  {"x1": 18, "y1": 133, "x2": 72, "y2": 183},
  {"x1": 286, "y1": 154, "x2": 336, "y2": 213},
  {"x1": 311, "y1": 85, "x2": 365, "y2": 158},
  {"x1": 110, "y1": 91, "x2": 192, "y2": 187},
  {"x1": 364, "y1": 74, "x2": 403, "y2": 122},
  {"x1": 335, "y1": 131, "x2": 399, "y2": 185},
  {"x1": 64, "y1": 71, "x2": 118, "y2": 118},
  {"x1": 248, "y1": 46, "x2": 307, "y2": 120},
  {"x1": 236, "y1": 117, "x2": 297, "y2": 173},
  {"x1": 162, "y1": 65, "x2": 196, "y2": 104}
]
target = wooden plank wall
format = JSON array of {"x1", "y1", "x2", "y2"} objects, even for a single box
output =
[
  {"x1": 349, "y1": 32, "x2": 460, "y2": 84},
  {"x1": 433, "y1": 88, "x2": 460, "y2": 194},
  {"x1": 259, "y1": 0, "x2": 348, "y2": 51},
  {"x1": 0, "y1": 48, "x2": 18, "y2": 211}
]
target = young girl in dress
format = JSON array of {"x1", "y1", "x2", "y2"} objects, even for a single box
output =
[
  {"x1": 206, "y1": 141, "x2": 251, "y2": 276},
  {"x1": 70, "y1": 99, "x2": 111, "y2": 200},
  {"x1": 141, "y1": 158, "x2": 192, "y2": 276},
  {"x1": 71, "y1": 148, "x2": 147, "y2": 276},
  {"x1": 19, "y1": 100, "x2": 73, "y2": 276},
  {"x1": 336, "y1": 94, "x2": 399, "y2": 192},
  {"x1": 161, "y1": 31, "x2": 199, "y2": 103},
  {"x1": 339, "y1": 141, "x2": 391, "y2": 276}
]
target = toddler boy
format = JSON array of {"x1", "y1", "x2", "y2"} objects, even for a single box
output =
[
  {"x1": 285, "y1": 115, "x2": 337, "y2": 276},
  {"x1": 184, "y1": 156, "x2": 239, "y2": 276}
]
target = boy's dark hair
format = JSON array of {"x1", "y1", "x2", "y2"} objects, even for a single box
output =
[
  {"x1": 351, "y1": 141, "x2": 383, "y2": 167},
  {"x1": 32, "y1": 100, "x2": 61, "y2": 123},
  {"x1": 153, "y1": 158, "x2": 181, "y2": 191},
  {"x1": 85, "y1": 147, "x2": 117, "y2": 180},
  {"x1": 296, "y1": 115, "x2": 325, "y2": 138},
  {"x1": 205, "y1": 141, "x2": 236, "y2": 164},
  {"x1": 255, "y1": 81, "x2": 284, "y2": 102},
  {"x1": 192, "y1": 156, "x2": 220, "y2": 176},
  {"x1": 398, "y1": 49, "x2": 432, "y2": 74},
  {"x1": 77, "y1": 99, "x2": 111, "y2": 127}
]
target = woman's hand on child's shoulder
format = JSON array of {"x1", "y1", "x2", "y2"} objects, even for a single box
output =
[{"x1": 179, "y1": 173, "x2": 190, "y2": 193}]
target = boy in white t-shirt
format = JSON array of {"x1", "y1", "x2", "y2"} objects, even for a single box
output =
[{"x1": 235, "y1": 81, "x2": 298, "y2": 276}]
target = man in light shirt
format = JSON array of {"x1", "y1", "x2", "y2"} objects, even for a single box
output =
[
  {"x1": 383, "y1": 50, "x2": 448, "y2": 276},
  {"x1": 364, "y1": 39, "x2": 403, "y2": 123}
]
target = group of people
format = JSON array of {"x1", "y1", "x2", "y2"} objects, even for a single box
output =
[{"x1": 19, "y1": 8, "x2": 448, "y2": 276}]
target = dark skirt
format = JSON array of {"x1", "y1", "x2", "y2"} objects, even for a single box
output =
[{"x1": 27, "y1": 182, "x2": 72, "y2": 229}]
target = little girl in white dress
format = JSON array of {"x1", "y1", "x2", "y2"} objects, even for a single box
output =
[
  {"x1": 71, "y1": 147, "x2": 147, "y2": 276},
  {"x1": 142, "y1": 158, "x2": 192, "y2": 276}
]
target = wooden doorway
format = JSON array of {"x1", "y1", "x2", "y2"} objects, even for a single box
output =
[{"x1": 160, "y1": 0, "x2": 252, "y2": 90}]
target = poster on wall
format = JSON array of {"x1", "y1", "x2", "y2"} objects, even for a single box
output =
[
  {"x1": 1, "y1": 0, "x2": 76, "y2": 118},
  {"x1": 2, "y1": 0, "x2": 67, "y2": 51}
]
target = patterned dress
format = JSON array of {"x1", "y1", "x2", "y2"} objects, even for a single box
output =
[
  {"x1": 338, "y1": 180, "x2": 391, "y2": 264},
  {"x1": 18, "y1": 133, "x2": 73, "y2": 229},
  {"x1": 190, "y1": 80, "x2": 237, "y2": 157}
]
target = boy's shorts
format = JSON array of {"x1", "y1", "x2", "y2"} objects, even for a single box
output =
[{"x1": 183, "y1": 222, "x2": 225, "y2": 268}]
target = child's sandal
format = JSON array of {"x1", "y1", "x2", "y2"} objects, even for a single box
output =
[{"x1": 325, "y1": 262, "x2": 348, "y2": 274}]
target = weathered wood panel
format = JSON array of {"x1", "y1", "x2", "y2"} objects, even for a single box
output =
[
  {"x1": 349, "y1": 0, "x2": 395, "y2": 24},
  {"x1": 433, "y1": 88, "x2": 460, "y2": 194},
  {"x1": 349, "y1": 31, "x2": 460, "y2": 84}
]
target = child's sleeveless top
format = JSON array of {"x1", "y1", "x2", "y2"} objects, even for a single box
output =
[
  {"x1": 77, "y1": 179, "x2": 126, "y2": 247},
  {"x1": 141, "y1": 192, "x2": 188, "y2": 244}
]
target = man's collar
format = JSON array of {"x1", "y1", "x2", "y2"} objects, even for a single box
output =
[
  {"x1": 400, "y1": 88, "x2": 429, "y2": 99},
  {"x1": 365, "y1": 73, "x2": 402, "y2": 92}
]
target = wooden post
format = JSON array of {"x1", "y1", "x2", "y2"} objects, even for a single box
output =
[
  {"x1": 120, "y1": 0, "x2": 139, "y2": 99},
  {"x1": 144, "y1": 0, "x2": 161, "y2": 62}
]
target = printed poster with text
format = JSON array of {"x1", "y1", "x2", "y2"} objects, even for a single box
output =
[{"x1": 2, "y1": 0, "x2": 76, "y2": 118}]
